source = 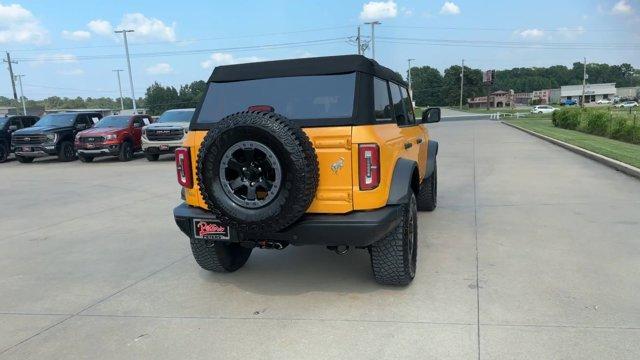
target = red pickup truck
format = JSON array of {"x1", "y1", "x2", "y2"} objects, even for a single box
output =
[{"x1": 75, "y1": 114, "x2": 152, "y2": 162}]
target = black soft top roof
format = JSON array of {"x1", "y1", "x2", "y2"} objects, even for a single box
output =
[{"x1": 208, "y1": 54, "x2": 406, "y2": 85}]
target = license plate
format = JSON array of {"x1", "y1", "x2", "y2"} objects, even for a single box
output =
[
  {"x1": 86, "y1": 144, "x2": 95, "y2": 149},
  {"x1": 193, "y1": 219, "x2": 230, "y2": 240},
  {"x1": 159, "y1": 145, "x2": 169, "y2": 151},
  {"x1": 21, "y1": 146, "x2": 30, "y2": 152}
]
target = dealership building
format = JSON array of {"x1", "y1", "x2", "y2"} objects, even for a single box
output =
[{"x1": 560, "y1": 83, "x2": 616, "y2": 104}]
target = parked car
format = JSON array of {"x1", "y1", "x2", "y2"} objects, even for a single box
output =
[
  {"x1": 0, "y1": 115, "x2": 39, "y2": 162},
  {"x1": 173, "y1": 55, "x2": 440, "y2": 285},
  {"x1": 616, "y1": 101, "x2": 639, "y2": 108},
  {"x1": 596, "y1": 99, "x2": 613, "y2": 105},
  {"x1": 142, "y1": 108, "x2": 195, "y2": 161},
  {"x1": 531, "y1": 105, "x2": 556, "y2": 114},
  {"x1": 11, "y1": 112, "x2": 102, "y2": 163},
  {"x1": 561, "y1": 99, "x2": 577, "y2": 106},
  {"x1": 75, "y1": 114, "x2": 153, "y2": 162}
]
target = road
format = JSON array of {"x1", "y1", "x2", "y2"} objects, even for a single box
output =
[{"x1": 1, "y1": 120, "x2": 639, "y2": 359}]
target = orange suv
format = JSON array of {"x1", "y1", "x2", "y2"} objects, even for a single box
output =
[{"x1": 173, "y1": 55, "x2": 440, "y2": 285}]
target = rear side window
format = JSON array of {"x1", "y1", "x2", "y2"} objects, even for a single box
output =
[
  {"x1": 390, "y1": 84, "x2": 408, "y2": 126},
  {"x1": 400, "y1": 87, "x2": 415, "y2": 123},
  {"x1": 196, "y1": 73, "x2": 356, "y2": 123},
  {"x1": 373, "y1": 77, "x2": 392, "y2": 121}
]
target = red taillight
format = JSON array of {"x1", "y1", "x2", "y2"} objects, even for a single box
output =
[
  {"x1": 358, "y1": 144, "x2": 380, "y2": 190},
  {"x1": 175, "y1": 147, "x2": 193, "y2": 188}
]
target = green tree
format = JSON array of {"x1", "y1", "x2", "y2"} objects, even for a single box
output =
[
  {"x1": 144, "y1": 82, "x2": 179, "y2": 115},
  {"x1": 441, "y1": 65, "x2": 483, "y2": 106},
  {"x1": 410, "y1": 66, "x2": 443, "y2": 106}
]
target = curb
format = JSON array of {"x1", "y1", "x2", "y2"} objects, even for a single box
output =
[{"x1": 501, "y1": 121, "x2": 640, "y2": 180}]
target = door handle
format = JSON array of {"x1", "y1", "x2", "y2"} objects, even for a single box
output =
[
  {"x1": 416, "y1": 138, "x2": 423, "y2": 144},
  {"x1": 404, "y1": 142, "x2": 413, "y2": 149}
]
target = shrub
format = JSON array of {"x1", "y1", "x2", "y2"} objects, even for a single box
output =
[
  {"x1": 553, "y1": 108, "x2": 581, "y2": 130},
  {"x1": 583, "y1": 111, "x2": 610, "y2": 136},
  {"x1": 610, "y1": 117, "x2": 640, "y2": 144}
]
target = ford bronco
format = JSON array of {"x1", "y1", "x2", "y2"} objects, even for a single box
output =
[{"x1": 173, "y1": 55, "x2": 440, "y2": 285}]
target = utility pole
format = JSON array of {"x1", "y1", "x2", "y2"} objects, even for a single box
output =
[
  {"x1": 407, "y1": 58, "x2": 415, "y2": 100},
  {"x1": 14, "y1": 74, "x2": 26, "y2": 115},
  {"x1": 3, "y1": 52, "x2": 18, "y2": 101},
  {"x1": 113, "y1": 69, "x2": 125, "y2": 111},
  {"x1": 581, "y1": 57, "x2": 587, "y2": 108},
  {"x1": 115, "y1": 29, "x2": 137, "y2": 112},
  {"x1": 357, "y1": 26, "x2": 362, "y2": 55},
  {"x1": 364, "y1": 21, "x2": 381, "y2": 60},
  {"x1": 459, "y1": 59, "x2": 465, "y2": 109}
]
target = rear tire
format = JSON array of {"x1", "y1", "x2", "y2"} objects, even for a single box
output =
[
  {"x1": 370, "y1": 193, "x2": 418, "y2": 286},
  {"x1": 145, "y1": 153, "x2": 160, "y2": 161},
  {"x1": 417, "y1": 161, "x2": 437, "y2": 211},
  {"x1": 190, "y1": 239, "x2": 252, "y2": 272},
  {"x1": 16, "y1": 155, "x2": 34, "y2": 163},
  {"x1": 78, "y1": 154, "x2": 94, "y2": 163},
  {"x1": 58, "y1": 141, "x2": 76, "y2": 162},
  {"x1": 0, "y1": 143, "x2": 8, "y2": 163},
  {"x1": 118, "y1": 141, "x2": 134, "y2": 162}
]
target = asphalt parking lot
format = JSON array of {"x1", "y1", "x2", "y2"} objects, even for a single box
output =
[{"x1": 1, "y1": 120, "x2": 639, "y2": 359}]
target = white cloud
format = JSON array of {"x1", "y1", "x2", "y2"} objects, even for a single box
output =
[
  {"x1": 612, "y1": 0, "x2": 633, "y2": 15},
  {"x1": 518, "y1": 28, "x2": 545, "y2": 40},
  {"x1": 359, "y1": 1, "x2": 398, "y2": 21},
  {"x1": 118, "y1": 13, "x2": 176, "y2": 42},
  {"x1": 401, "y1": 7, "x2": 413, "y2": 16},
  {"x1": 61, "y1": 30, "x2": 91, "y2": 41},
  {"x1": 200, "y1": 53, "x2": 264, "y2": 69},
  {"x1": 440, "y1": 2, "x2": 460, "y2": 15},
  {"x1": 146, "y1": 63, "x2": 174, "y2": 75},
  {"x1": 87, "y1": 19, "x2": 112, "y2": 36},
  {"x1": 57, "y1": 68, "x2": 84, "y2": 76},
  {"x1": 556, "y1": 26, "x2": 585, "y2": 39},
  {"x1": 88, "y1": 13, "x2": 176, "y2": 42},
  {"x1": 33, "y1": 53, "x2": 78, "y2": 65},
  {"x1": 0, "y1": 3, "x2": 48, "y2": 44}
]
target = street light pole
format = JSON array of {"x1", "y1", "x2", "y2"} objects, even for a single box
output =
[
  {"x1": 113, "y1": 69, "x2": 124, "y2": 111},
  {"x1": 407, "y1": 58, "x2": 415, "y2": 99},
  {"x1": 15, "y1": 74, "x2": 26, "y2": 115},
  {"x1": 115, "y1": 29, "x2": 137, "y2": 112},
  {"x1": 459, "y1": 59, "x2": 465, "y2": 109},
  {"x1": 581, "y1": 57, "x2": 587, "y2": 108},
  {"x1": 364, "y1": 21, "x2": 381, "y2": 60}
]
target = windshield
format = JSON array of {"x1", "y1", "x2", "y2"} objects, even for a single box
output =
[
  {"x1": 95, "y1": 116, "x2": 130, "y2": 128},
  {"x1": 34, "y1": 114, "x2": 76, "y2": 127},
  {"x1": 196, "y1": 73, "x2": 356, "y2": 123},
  {"x1": 157, "y1": 110, "x2": 194, "y2": 123}
]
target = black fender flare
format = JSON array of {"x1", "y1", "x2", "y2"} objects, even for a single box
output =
[
  {"x1": 386, "y1": 158, "x2": 419, "y2": 205},
  {"x1": 425, "y1": 140, "x2": 438, "y2": 179}
]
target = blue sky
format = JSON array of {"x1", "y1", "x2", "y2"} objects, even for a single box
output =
[{"x1": 1, "y1": 0, "x2": 639, "y2": 100}]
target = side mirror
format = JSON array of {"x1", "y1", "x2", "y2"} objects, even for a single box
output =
[
  {"x1": 8, "y1": 125, "x2": 18, "y2": 131},
  {"x1": 422, "y1": 107, "x2": 441, "y2": 124}
]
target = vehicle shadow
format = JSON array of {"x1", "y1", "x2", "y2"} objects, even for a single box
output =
[{"x1": 196, "y1": 245, "x2": 392, "y2": 296}]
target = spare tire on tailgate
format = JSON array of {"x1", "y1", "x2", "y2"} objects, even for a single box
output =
[{"x1": 197, "y1": 111, "x2": 319, "y2": 232}]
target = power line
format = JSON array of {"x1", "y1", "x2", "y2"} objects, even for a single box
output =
[
  {"x1": 13, "y1": 37, "x2": 350, "y2": 63},
  {"x1": 376, "y1": 36, "x2": 640, "y2": 49},
  {"x1": 8, "y1": 25, "x2": 355, "y2": 53},
  {"x1": 383, "y1": 25, "x2": 629, "y2": 33}
]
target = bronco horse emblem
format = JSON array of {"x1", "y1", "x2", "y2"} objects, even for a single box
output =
[{"x1": 331, "y1": 157, "x2": 344, "y2": 174}]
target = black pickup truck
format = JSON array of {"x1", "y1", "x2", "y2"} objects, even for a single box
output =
[
  {"x1": 11, "y1": 112, "x2": 102, "y2": 163},
  {"x1": 0, "y1": 115, "x2": 40, "y2": 162}
]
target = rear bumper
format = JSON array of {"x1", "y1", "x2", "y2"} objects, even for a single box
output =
[{"x1": 173, "y1": 202, "x2": 401, "y2": 247}]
